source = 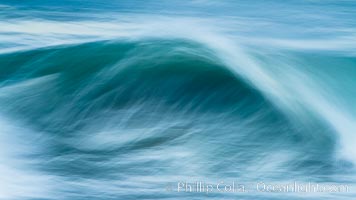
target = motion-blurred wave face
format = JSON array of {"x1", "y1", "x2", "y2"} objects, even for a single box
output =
[{"x1": 1, "y1": 0, "x2": 356, "y2": 199}]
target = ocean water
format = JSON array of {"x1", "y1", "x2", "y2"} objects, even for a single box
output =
[{"x1": 1, "y1": 0, "x2": 356, "y2": 199}]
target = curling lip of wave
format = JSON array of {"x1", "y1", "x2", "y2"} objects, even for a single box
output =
[{"x1": 1, "y1": 17, "x2": 356, "y2": 54}]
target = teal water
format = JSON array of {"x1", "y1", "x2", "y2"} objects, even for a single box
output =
[{"x1": 0, "y1": 1, "x2": 356, "y2": 200}]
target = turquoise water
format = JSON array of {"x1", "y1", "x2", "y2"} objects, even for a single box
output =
[{"x1": 0, "y1": 1, "x2": 356, "y2": 199}]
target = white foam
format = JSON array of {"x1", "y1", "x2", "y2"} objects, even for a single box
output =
[{"x1": 0, "y1": 116, "x2": 55, "y2": 199}]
